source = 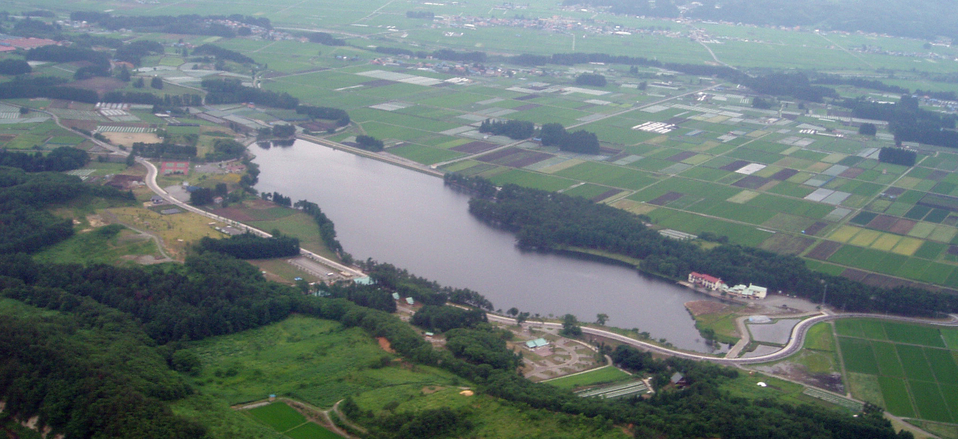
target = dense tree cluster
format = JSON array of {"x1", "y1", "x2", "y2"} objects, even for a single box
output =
[
  {"x1": 478, "y1": 118, "x2": 535, "y2": 140},
  {"x1": 192, "y1": 44, "x2": 255, "y2": 64},
  {"x1": 11, "y1": 18, "x2": 60, "y2": 38},
  {"x1": 410, "y1": 304, "x2": 487, "y2": 333},
  {"x1": 197, "y1": 232, "x2": 300, "y2": 259},
  {"x1": 131, "y1": 142, "x2": 198, "y2": 159},
  {"x1": 115, "y1": 40, "x2": 165, "y2": 66},
  {"x1": 540, "y1": 123, "x2": 601, "y2": 154},
  {"x1": 443, "y1": 172, "x2": 498, "y2": 199},
  {"x1": 295, "y1": 105, "x2": 351, "y2": 126},
  {"x1": 405, "y1": 11, "x2": 435, "y2": 20},
  {"x1": 878, "y1": 147, "x2": 917, "y2": 166},
  {"x1": 859, "y1": 123, "x2": 878, "y2": 136},
  {"x1": 205, "y1": 139, "x2": 246, "y2": 162},
  {"x1": 839, "y1": 96, "x2": 958, "y2": 148},
  {"x1": 0, "y1": 168, "x2": 132, "y2": 255},
  {"x1": 445, "y1": 326, "x2": 522, "y2": 370},
  {"x1": 293, "y1": 199, "x2": 344, "y2": 253},
  {"x1": 372, "y1": 46, "x2": 486, "y2": 63},
  {"x1": 0, "y1": 313, "x2": 206, "y2": 439},
  {"x1": 201, "y1": 78, "x2": 299, "y2": 108},
  {"x1": 25, "y1": 45, "x2": 112, "y2": 80},
  {"x1": 303, "y1": 32, "x2": 346, "y2": 46},
  {"x1": 359, "y1": 260, "x2": 493, "y2": 310},
  {"x1": 575, "y1": 73, "x2": 607, "y2": 87},
  {"x1": 355, "y1": 135, "x2": 384, "y2": 152},
  {"x1": 459, "y1": 175, "x2": 958, "y2": 317},
  {"x1": 0, "y1": 75, "x2": 97, "y2": 102},
  {"x1": 0, "y1": 147, "x2": 88, "y2": 172},
  {"x1": 0, "y1": 59, "x2": 31, "y2": 75},
  {"x1": 812, "y1": 74, "x2": 909, "y2": 95}
]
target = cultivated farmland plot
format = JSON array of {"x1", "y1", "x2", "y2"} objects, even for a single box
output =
[{"x1": 836, "y1": 319, "x2": 958, "y2": 423}]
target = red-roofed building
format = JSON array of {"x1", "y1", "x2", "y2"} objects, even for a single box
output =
[{"x1": 688, "y1": 272, "x2": 726, "y2": 291}]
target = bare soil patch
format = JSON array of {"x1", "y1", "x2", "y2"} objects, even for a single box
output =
[
  {"x1": 212, "y1": 207, "x2": 256, "y2": 222},
  {"x1": 101, "y1": 131, "x2": 162, "y2": 147},
  {"x1": 806, "y1": 240, "x2": 841, "y2": 260},
  {"x1": 753, "y1": 362, "x2": 844, "y2": 394},
  {"x1": 684, "y1": 300, "x2": 729, "y2": 317},
  {"x1": 69, "y1": 77, "x2": 127, "y2": 94},
  {"x1": 376, "y1": 337, "x2": 395, "y2": 353}
]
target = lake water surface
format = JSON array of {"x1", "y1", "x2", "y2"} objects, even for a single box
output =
[{"x1": 253, "y1": 141, "x2": 725, "y2": 352}]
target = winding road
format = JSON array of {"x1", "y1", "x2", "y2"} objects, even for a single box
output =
[{"x1": 485, "y1": 311, "x2": 958, "y2": 366}]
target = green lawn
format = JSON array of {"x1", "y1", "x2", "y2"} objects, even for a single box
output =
[{"x1": 545, "y1": 367, "x2": 632, "y2": 390}]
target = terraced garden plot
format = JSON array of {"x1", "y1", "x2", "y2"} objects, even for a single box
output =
[
  {"x1": 872, "y1": 342, "x2": 905, "y2": 377},
  {"x1": 488, "y1": 169, "x2": 575, "y2": 192},
  {"x1": 829, "y1": 225, "x2": 863, "y2": 243},
  {"x1": 878, "y1": 376, "x2": 916, "y2": 417},
  {"x1": 838, "y1": 337, "x2": 880, "y2": 374},
  {"x1": 554, "y1": 162, "x2": 658, "y2": 190},
  {"x1": 910, "y1": 380, "x2": 953, "y2": 423},
  {"x1": 883, "y1": 322, "x2": 946, "y2": 348},
  {"x1": 388, "y1": 144, "x2": 463, "y2": 165},
  {"x1": 806, "y1": 241, "x2": 841, "y2": 260},
  {"x1": 758, "y1": 233, "x2": 814, "y2": 255},
  {"x1": 247, "y1": 402, "x2": 306, "y2": 432},
  {"x1": 890, "y1": 237, "x2": 923, "y2": 256}
]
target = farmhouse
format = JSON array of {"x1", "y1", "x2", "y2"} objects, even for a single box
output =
[{"x1": 688, "y1": 272, "x2": 726, "y2": 291}]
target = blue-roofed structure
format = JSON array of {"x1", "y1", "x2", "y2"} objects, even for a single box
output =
[
  {"x1": 353, "y1": 276, "x2": 374, "y2": 285},
  {"x1": 524, "y1": 338, "x2": 549, "y2": 349}
]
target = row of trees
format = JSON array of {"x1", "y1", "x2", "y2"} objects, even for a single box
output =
[
  {"x1": 70, "y1": 12, "x2": 270, "y2": 37},
  {"x1": 303, "y1": 32, "x2": 346, "y2": 46},
  {"x1": 575, "y1": 73, "x2": 607, "y2": 87},
  {"x1": 131, "y1": 142, "x2": 197, "y2": 159},
  {"x1": 293, "y1": 199, "x2": 344, "y2": 253},
  {"x1": 458, "y1": 175, "x2": 958, "y2": 317},
  {"x1": 410, "y1": 304, "x2": 487, "y2": 333},
  {"x1": 0, "y1": 76, "x2": 97, "y2": 103},
  {"x1": 355, "y1": 135, "x2": 384, "y2": 152},
  {"x1": 201, "y1": 78, "x2": 299, "y2": 108},
  {"x1": 878, "y1": 147, "x2": 917, "y2": 166},
  {"x1": 478, "y1": 118, "x2": 535, "y2": 140},
  {"x1": 0, "y1": 168, "x2": 132, "y2": 255},
  {"x1": 837, "y1": 96, "x2": 958, "y2": 148},
  {"x1": 0, "y1": 58, "x2": 30, "y2": 75},
  {"x1": 192, "y1": 43, "x2": 255, "y2": 64},
  {"x1": 197, "y1": 232, "x2": 300, "y2": 259},
  {"x1": 540, "y1": 123, "x2": 601, "y2": 154},
  {"x1": 0, "y1": 146, "x2": 88, "y2": 172},
  {"x1": 296, "y1": 105, "x2": 351, "y2": 127}
]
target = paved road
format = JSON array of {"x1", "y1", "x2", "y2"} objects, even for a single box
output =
[
  {"x1": 485, "y1": 311, "x2": 958, "y2": 366},
  {"x1": 139, "y1": 158, "x2": 365, "y2": 277}
]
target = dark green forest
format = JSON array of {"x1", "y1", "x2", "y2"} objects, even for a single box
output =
[
  {"x1": 455, "y1": 174, "x2": 958, "y2": 317},
  {"x1": 0, "y1": 160, "x2": 917, "y2": 439}
]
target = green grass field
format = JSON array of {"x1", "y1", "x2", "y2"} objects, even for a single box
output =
[
  {"x1": 545, "y1": 367, "x2": 632, "y2": 390},
  {"x1": 247, "y1": 403, "x2": 306, "y2": 432},
  {"x1": 835, "y1": 319, "x2": 958, "y2": 422}
]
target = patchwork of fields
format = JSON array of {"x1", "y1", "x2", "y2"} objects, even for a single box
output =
[{"x1": 836, "y1": 319, "x2": 958, "y2": 423}]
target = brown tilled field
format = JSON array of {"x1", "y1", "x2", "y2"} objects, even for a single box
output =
[
  {"x1": 101, "y1": 132, "x2": 163, "y2": 146},
  {"x1": 684, "y1": 300, "x2": 729, "y2": 317}
]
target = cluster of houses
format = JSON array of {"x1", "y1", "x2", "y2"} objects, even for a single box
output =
[{"x1": 687, "y1": 272, "x2": 767, "y2": 300}]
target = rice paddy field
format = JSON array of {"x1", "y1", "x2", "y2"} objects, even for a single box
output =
[
  {"x1": 7, "y1": 0, "x2": 958, "y2": 292},
  {"x1": 835, "y1": 319, "x2": 958, "y2": 425}
]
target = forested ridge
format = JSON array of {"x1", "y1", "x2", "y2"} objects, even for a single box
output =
[
  {"x1": 455, "y1": 174, "x2": 958, "y2": 317},
  {"x1": 0, "y1": 162, "x2": 915, "y2": 439}
]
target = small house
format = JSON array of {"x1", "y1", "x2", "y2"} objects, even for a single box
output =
[{"x1": 670, "y1": 372, "x2": 687, "y2": 387}]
